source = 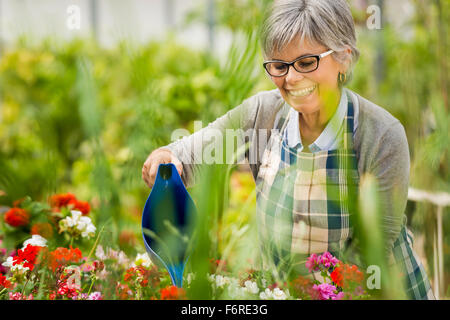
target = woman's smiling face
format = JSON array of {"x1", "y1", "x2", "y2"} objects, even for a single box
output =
[{"x1": 269, "y1": 37, "x2": 344, "y2": 115}]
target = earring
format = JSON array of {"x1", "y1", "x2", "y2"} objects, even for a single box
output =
[
  {"x1": 338, "y1": 72, "x2": 347, "y2": 84},
  {"x1": 339, "y1": 72, "x2": 347, "y2": 84}
]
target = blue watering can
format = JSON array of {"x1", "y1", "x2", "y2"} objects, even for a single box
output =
[{"x1": 141, "y1": 163, "x2": 197, "y2": 288}]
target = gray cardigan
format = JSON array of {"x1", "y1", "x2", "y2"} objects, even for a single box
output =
[{"x1": 162, "y1": 88, "x2": 410, "y2": 254}]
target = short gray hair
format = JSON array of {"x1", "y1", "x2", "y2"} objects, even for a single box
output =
[{"x1": 260, "y1": 0, "x2": 360, "y2": 80}]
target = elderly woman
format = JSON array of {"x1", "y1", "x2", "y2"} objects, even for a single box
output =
[{"x1": 142, "y1": 0, "x2": 433, "y2": 299}]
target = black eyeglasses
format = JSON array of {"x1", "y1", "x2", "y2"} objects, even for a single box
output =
[{"x1": 263, "y1": 49, "x2": 334, "y2": 77}]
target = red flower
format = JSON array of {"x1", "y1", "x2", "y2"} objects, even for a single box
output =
[
  {"x1": 49, "y1": 193, "x2": 91, "y2": 215},
  {"x1": 93, "y1": 260, "x2": 105, "y2": 271},
  {"x1": 0, "y1": 274, "x2": 12, "y2": 289},
  {"x1": 124, "y1": 266, "x2": 150, "y2": 287},
  {"x1": 330, "y1": 268, "x2": 344, "y2": 287},
  {"x1": 69, "y1": 200, "x2": 90, "y2": 215},
  {"x1": 4, "y1": 208, "x2": 30, "y2": 227},
  {"x1": 12, "y1": 244, "x2": 43, "y2": 271},
  {"x1": 48, "y1": 246, "x2": 83, "y2": 272},
  {"x1": 330, "y1": 264, "x2": 364, "y2": 289},
  {"x1": 31, "y1": 222, "x2": 54, "y2": 239},
  {"x1": 160, "y1": 285, "x2": 186, "y2": 300},
  {"x1": 56, "y1": 280, "x2": 80, "y2": 299},
  {"x1": 49, "y1": 193, "x2": 77, "y2": 208}
]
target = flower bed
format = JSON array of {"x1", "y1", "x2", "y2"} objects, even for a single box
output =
[{"x1": 0, "y1": 193, "x2": 371, "y2": 300}]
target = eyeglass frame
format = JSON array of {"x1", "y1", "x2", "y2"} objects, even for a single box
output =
[{"x1": 263, "y1": 49, "x2": 334, "y2": 77}]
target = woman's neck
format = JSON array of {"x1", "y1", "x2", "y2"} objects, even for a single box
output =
[{"x1": 299, "y1": 89, "x2": 341, "y2": 133}]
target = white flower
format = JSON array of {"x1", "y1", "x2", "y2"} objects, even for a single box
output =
[
  {"x1": 133, "y1": 253, "x2": 152, "y2": 268},
  {"x1": 22, "y1": 234, "x2": 47, "y2": 249},
  {"x1": 60, "y1": 210, "x2": 96, "y2": 239},
  {"x1": 259, "y1": 288, "x2": 273, "y2": 300},
  {"x1": 117, "y1": 251, "x2": 130, "y2": 266},
  {"x1": 208, "y1": 273, "x2": 216, "y2": 282},
  {"x1": 95, "y1": 245, "x2": 107, "y2": 260},
  {"x1": 2, "y1": 256, "x2": 30, "y2": 273},
  {"x1": 244, "y1": 280, "x2": 259, "y2": 294},
  {"x1": 272, "y1": 287, "x2": 289, "y2": 300},
  {"x1": 215, "y1": 275, "x2": 229, "y2": 288},
  {"x1": 2, "y1": 256, "x2": 13, "y2": 268}
]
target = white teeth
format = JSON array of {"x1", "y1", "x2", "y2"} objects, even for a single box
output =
[{"x1": 289, "y1": 85, "x2": 316, "y2": 97}]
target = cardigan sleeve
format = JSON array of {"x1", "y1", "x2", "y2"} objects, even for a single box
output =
[
  {"x1": 366, "y1": 121, "x2": 410, "y2": 257},
  {"x1": 158, "y1": 95, "x2": 260, "y2": 189}
]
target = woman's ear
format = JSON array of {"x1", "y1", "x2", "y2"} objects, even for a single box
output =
[{"x1": 342, "y1": 47, "x2": 352, "y2": 73}]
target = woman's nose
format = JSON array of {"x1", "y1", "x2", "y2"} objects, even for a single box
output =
[{"x1": 285, "y1": 65, "x2": 305, "y2": 84}]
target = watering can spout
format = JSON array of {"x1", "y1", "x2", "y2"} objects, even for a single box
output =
[{"x1": 167, "y1": 263, "x2": 185, "y2": 288}]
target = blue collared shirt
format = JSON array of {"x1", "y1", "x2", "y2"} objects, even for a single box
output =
[{"x1": 284, "y1": 89, "x2": 359, "y2": 152}]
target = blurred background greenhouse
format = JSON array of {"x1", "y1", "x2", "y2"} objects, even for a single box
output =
[{"x1": 0, "y1": 0, "x2": 448, "y2": 299}]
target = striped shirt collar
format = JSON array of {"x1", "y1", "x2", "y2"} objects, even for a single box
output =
[{"x1": 285, "y1": 89, "x2": 348, "y2": 152}]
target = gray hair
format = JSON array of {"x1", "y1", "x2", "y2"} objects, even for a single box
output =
[{"x1": 260, "y1": 0, "x2": 360, "y2": 81}]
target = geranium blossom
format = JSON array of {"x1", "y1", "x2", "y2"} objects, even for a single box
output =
[
  {"x1": 319, "y1": 252, "x2": 340, "y2": 268},
  {"x1": 87, "y1": 292, "x2": 103, "y2": 300},
  {"x1": 312, "y1": 283, "x2": 343, "y2": 300},
  {"x1": 133, "y1": 252, "x2": 152, "y2": 268},
  {"x1": 0, "y1": 274, "x2": 12, "y2": 289},
  {"x1": 160, "y1": 285, "x2": 186, "y2": 300},
  {"x1": 272, "y1": 287, "x2": 290, "y2": 300},
  {"x1": 2, "y1": 256, "x2": 29, "y2": 273},
  {"x1": 214, "y1": 275, "x2": 231, "y2": 288},
  {"x1": 305, "y1": 253, "x2": 320, "y2": 272},
  {"x1": 124, "y1": 266, "x2": 149, "y2": 287},
  {"x1": 4, "y1": 208, "x2": 30, "y2": 227},
  {"x1": 57, "y1": 281, "x2": 81, "y2": 299},
  {"x1": 259, "y1": 287, "x2": 289, "y2": 300},
  {"x1": 12, "y1": 244, "x2": 43, "y2": 271},
  {"x1": 50, "y1": 193, "x2": 91, "y2": 215},
  {"x1": 22, "y1": 235, "x2": 48, "y2": 249},
  {"x1": 330, "y1": 263, "x2": 364, "y2": 289},
  {"x1": 59, "y1": 210, "x2": 96, "y2": 239},
  {"x1": 9, "y1": 292, "x2": 33, "y2": 300},
  {"x1": 71, "y1": 200, "x2": 90, "y2": 215},
  {"x1": 244, "y1": 280, "x2": 259, "y2": 294},
  {"x1": 259, "y1": 288, "x2": 273, "y2": 300},
  {"x1": 95, "y1": 245, "x2": 130, "y2": 269},
  {"x1": 50, "y1": 193, "x2": 77, "y2": 208},
  {"x1": 48, "y1": 246, "x2": 83, "y2": 271}
]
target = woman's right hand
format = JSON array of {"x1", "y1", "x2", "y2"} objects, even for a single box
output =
[{"x1": 142, "y1": 148, "x2": 183, "y2": 189}]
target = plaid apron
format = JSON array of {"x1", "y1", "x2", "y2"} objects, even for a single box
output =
[{"x1": 255, "y1": 93, "x2": 434, "y2": 300}]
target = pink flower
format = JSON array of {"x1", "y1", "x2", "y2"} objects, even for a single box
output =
[
  {"x1": 305, "y1": 253, "x2": 320, "y2": 272},
  {"x1": 88, "y1": 291, "x2": 103, "y2": 300},
  {"x1": 333, "y1": 291, "x2": 345, "y2": 300},
  {"x1": 312, "y1": 283, "x2": 339, "y2": 300},
  {"x1": 318, "y1": 252, "x2": 339, "y2": 269},
  {"x1": 80, "y1": 262, "x2": 95, "y2": 273},
  {"x1": 9, "y1": 292, "x2": 33, "y2": 300}
]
